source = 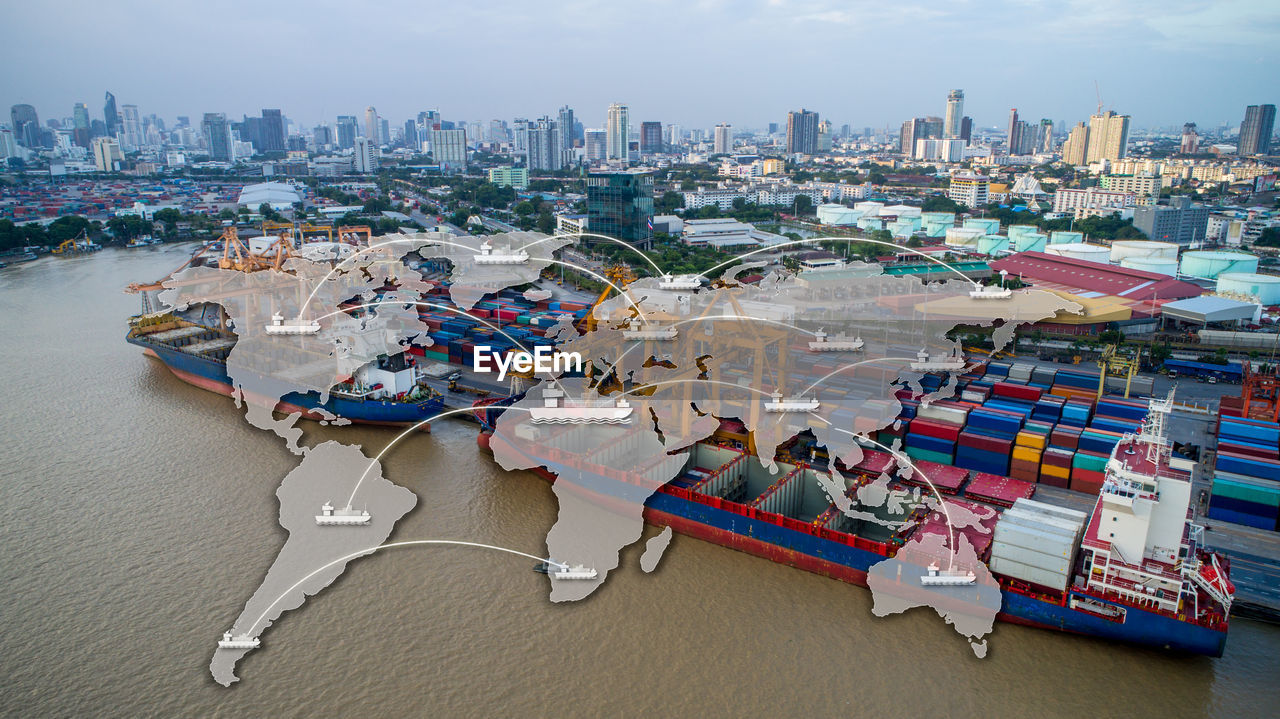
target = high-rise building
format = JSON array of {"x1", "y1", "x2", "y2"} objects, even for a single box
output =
[
  {"x1": 365, "y1": 106, "x2": 380, "y2": 144},
  {"x1": 527, "y1": 116, "x2": 565, "y2": 171},
  {"x1": 944, "y1": 89, "x2": 964, "y2": 138},
  {"x1": 959, "y1": 116, "x2": 973, "y2": 144},
  {"x1": 817, "y1": 120, "x2": 833, "y2": 152},
  {"x1": 353, "y1": 136, "x2": 378, "y2": 173},
  {"x1": 72, "y1": 103, "x2": 91, "y2": 148},
  {"x1": 947, "y1": 173, "x2": 990, "y2": 208},
  {"x1": 9, "y1": 104, "x2": 40, "y2": 148},
  {"x1": 1239, "y1": 104, "x2": 1275, "y2": 156},
  {"x1": 585, "y1": 129, "x2": 607, "y2": 161},
  {"x1": 335, "y1": 116, "x2": 358, "y2": 150},
  {"x1": 260, "y1": 109, "x2": 286, "y2": 153},
  {"x1": 606, "y1": 103, "x2": 629, "y2": 161},
  {"x1": 1006, "y1": 108, "x2": 1021, "y2": 155},
  {"x1": 1180, "y1": 123, "x2": 1199, "y2": 154},
  {"x1": 433, "y1": 128, "x2": 467, "y2": 170},
  {"x1": 768, "y1": 122, "x2": 779, "y2": 134},
  {"x1": 1062, "y1": 122, "x2": 1089, "y2": 165},
  {"x1": 1133, "y1": 196, "x2": 1209, "y2": 246},
  {"x1": 558, "y1": 106, "x2": 576, "y2": 149},
  {"x1": 1086, "y1": 111, "x2": 1130, "y2": 163},
  {"x1": 404, "y1": 119, "x2": 418, "y2": 149},
  {"x1": 786, "y1": 109, "x2": 819, "y2": 154},
  {"x1": 587, "y1": 171, "x2": 654, "y2": 248},
  {"x1": 1037, "y1": 119, "x2": 1054, "y2": 153},
  {"x1": 103, "y1": 91, "x2": 121, "y2": 140},
  {"x1": 899, "y1": 117, "x2": 941, "y2": 155},
  {"x1": 713, "y1": 123, "x2": 731, "y2": 155},
  {"x1": 666, "y1": 124, "x2": 681, "y2": 147},
  {"x1": 640, "y1": 121, "x2": 663, "y2": 153},
  {"x1": 91, "y1": 137, "x2": 123, "y2": 172},
  {"x1": 512, "y1": 117, "x2": 530, "y2": 153},
  {"x1": 487, "y1": 166, "x2": 529, "y2": 189},
  {"x1": 120, "y1": 105, "x2": 143, "y2": 150},
  {"x1": 202, "y1": 113, "x2": 233, "y2": 162},
  {"x1": 313, "y1": 124, "x2": 333, "y2": 148}
]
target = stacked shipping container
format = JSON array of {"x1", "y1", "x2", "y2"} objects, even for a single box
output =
[{"x1": 1210, "y1": 417, "x2": 1280, "y2": 531}]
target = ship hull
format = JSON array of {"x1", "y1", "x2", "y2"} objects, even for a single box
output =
[
  {"x1": 483, "y1": 431, "x2": 1227, "y2": 657},
  {"x1": 129, "y1": 333, "x2": 444, "y2": 428}
]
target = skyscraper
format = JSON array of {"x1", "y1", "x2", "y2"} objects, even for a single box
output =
[
  {"x1": 558, "y1": 106, "x2": 576, "y2": 149},
  {"x1": 9, "y1": 104, "x2": 40, "y2": 148},
  {"x1": 713, "y1": 123, "x2": 731, "y2": 155},
  {"x1": 1038, "y1": 119, "x2": 1054, "y2": 153},
  {"x1": 335, "y1": 116, "x2": 358, "y2": 149},
  {"x1": 606, "y1": 103, "x2": 629, "y2": 161},
  {"x1": 313, "y1": 124, "x2": 333, "y2": 149},
  {"x1": 91, "y1": 137, "x2": 123, "y2": 172},
  {"x1": 1006, "y1": 109, "x2": 1021, "y2": 155},
  {"x1": 103, "y1": 91, "x2": 121, "y2": 139},
  {"x1": 202, "y1": 113, "x2": 233, "y2": 162},
  {"x1": 786, "y1": 109, "x2": 819, "y2": 154},
  {"x1": 527, "y1": 116, "x2": 565, "y2": 171},
  {"x1": 585, "y1": 129, "x2": 607, "y2": 162},
  {"x1": 641, "y1": 121, "x2": 663, "y2": 153},
  {"x1": 817, "y1": 120, "x2": 833, "y2": 152},
  {"x1": 1062, "y1": 122, "x2": 1089, "y2": 165},
  {"x1": 1086, "y1": 111, "x2": 1130, "y2": 163},
  {"x1": 72, "y1": 103, "x2": 91, "y2": 148},
  {"x1": 587, "y1": 171, "x2": 654, "y2": 248},
  {"x1": 260, "y1": 109, "x2": 286, "y2": 153},
  {"x1": 365, "y1": 106, "x2": 380, "y2": 144},
  {"x1": 121, "y1": 105, "x2": 143, "y2": 150},
  {"x1": 433, "y1": 128, "x2": 468, "y2": 171},
  {"x1": 944, "y1": 90, "x2": 964, "y2": 138},
  {"x1": 353, "y1": 136, "x2": 379, "y2": 173},
  {"x1": 1239, "y1": 104, "x2": 1275, "y2": 156},
  {"x1": 959, "y1": 116, "x2": 973, "y2": 144},
  {"x1": 512, "y1": 118, "x2": 530, "y2": 153}
]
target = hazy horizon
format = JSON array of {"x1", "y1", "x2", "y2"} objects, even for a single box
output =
[{"x1": 3, "y1": 0, "x2": 1277, "y2": 133}]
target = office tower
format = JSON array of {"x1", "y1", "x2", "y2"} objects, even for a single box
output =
[
  {"x1": 527, "y1": 116, "x2": 565, "y2": 171},
  {"x1": 9, "y1": 104, "x2": 40, "y2": 148},
  {"x1": 587, "y1": 171, "x2": 654, "y2": 248},
  {"x1": 558, "y1": 106, "x2": 576, "y2": 149},
  {"x1": 335, "y1": 116, "x2": 358, "y2": 149},
  {"x1": 91, "y1": 137, "x2": 123, "y2": 171},
  {"x1": 1086, "y1": 110, "x2": 1130, "y2": 162},
  {"x1": 641, "y1": 121, "x2": 663, "y2": 153},
  {"x1": 365, "y1": 106, "x2": 379, "y2": 144},
  {"x1": 202, "y1": 112, "x2": 234, "y2": 161},
  {"x1": 119, "y1": 105, "x2": 143, "y2": 149},
  {"x1": 512, "y1": 118, "x2": 530, "y2": 153},
  {"x1": 944, "y1": 89, "x2": 964, "y2": 138},
  {"x1": 103, "y1": 91, "x2": 121, "y2": 139},
  {"x1": 713, "y1": 123, "x2": 731, "y2": 155},
  {"x1": 313, "y1": 124, "x2": 333, "y2": 148},
  {"x1": 1180, "y1": 123, "x2": 1199, "y2": 154},
  {"x1": 606, "y1": 103, "x2": 629, "y2": 161},
  {"x1": 0, "y1": 129, "x2": 18, "y2": 159},
  {"x1": 1062, "y1": 122, "x2": 1089, "y2": 165},
  {"x1": 899, "y1": 117, "x2": 941, "y2": 155},
  {"x1": 381, "y1": 118, "x2": 391, "y2": 147},
  {"x1": 786, "y1": 109, "x2": 819, "y2": 154},
  {"x1": 488, "y1": 119, "x2": 509, "y2": 144},
  {"x1": 353, "y1": 136, "x2": 378, "y2": 173},
  {"x1": 433, "y1": 128, "x2": 467, "y2": 170},
  {"x1": 1239, "y1": 104, "x2": 1275, "y2": 156},
  {"x1": 666, "y1": 124, "x2": 681, "y2": 147},
  {"x1": 959, "y1": 116, "x2": 973, "y2": 144},
  {"x1": 1006, "y1": 108, "x2": 1021, "y2": 155},
  {"x1": 259, "y1": 109, "x2": 285, "y2": 152},
  {"x1": 72, "y1": 103, "x2": 91, "y2": 148},
  {"x1": 1037, "y1": 119, "x2": 1054, "y2": 153},
  {"x1": 404, "y1": 119, "x2": 418, "y2": 149},
  {"x1": 585, "y1": 129, "x2": 607, "y2": 161}
]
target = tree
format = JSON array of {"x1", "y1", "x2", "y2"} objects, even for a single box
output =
[
  {"x1": 536, "y1": 211, "x2": 555, "y2": 234},
  {"x1": 362, "y1": 197, "x2": 391, "y2": 214},
  {"x1": 655, "y1": 191, "x2": 684, "y2": 214},
  {"x1": 47, "y1": 215, "x2": 92, "y2": 243},
  {"x1": 105, "y1": 215, "x2": 153, "y2": 241},
  {"x1": 792, "y1": 195, "x2": 813, "y2": 216},
  {"x1": 153, "y1": 208, "x2": 183, "y2": 238},
  {"x1": 921, "y1": 195, "x2": 967, "y2": 214}
]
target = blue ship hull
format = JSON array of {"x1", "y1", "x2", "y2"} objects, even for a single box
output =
[{"x1": 128, "y1": 330, "x2": 446, "y2": 426}]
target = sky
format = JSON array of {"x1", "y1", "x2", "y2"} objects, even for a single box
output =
[{"x1": 3, "y1": 0, "x2": 1278, "y2": 133}]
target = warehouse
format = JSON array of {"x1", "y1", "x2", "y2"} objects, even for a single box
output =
[
  {"x1": 1160, "y1": 296, "x2": 1259, "y2": 330},
  {"x1": 990, "y1": 251, "x2": 1204, "y2": 302}
]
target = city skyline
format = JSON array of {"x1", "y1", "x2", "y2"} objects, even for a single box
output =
[{"x1": 3, "y1": 0, "x2": 1276, "y2": 131}]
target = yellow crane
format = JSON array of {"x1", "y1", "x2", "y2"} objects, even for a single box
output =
[{"x1": 1096, "y1": 343, "x2": 1140, "y2": 398}]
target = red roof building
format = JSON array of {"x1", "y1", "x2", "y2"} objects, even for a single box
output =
[{"x1": 991, "y1": 251, "x2": 1203, "y2": 302}]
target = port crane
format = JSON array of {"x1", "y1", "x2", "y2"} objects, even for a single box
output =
[{"x1": 1096, "y1": 343, "x2": 1140, "y2": 398}]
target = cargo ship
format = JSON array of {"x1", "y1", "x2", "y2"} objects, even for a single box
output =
[{"x1": 476, "y1": 386, "x2": 1235, "y2": 656}]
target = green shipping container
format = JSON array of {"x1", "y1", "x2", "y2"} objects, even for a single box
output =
[
  {"x1": 905, "y1": 446, "x2": 954, "y2": 465},
  {"x1": 1072, "y1": 453, "x2": 1109, "y2": 472},
  {"x1": 1213, "y1": 477, "x2": 1280, "y2": 507}
]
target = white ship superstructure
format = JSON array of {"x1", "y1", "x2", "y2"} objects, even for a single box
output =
[
  {"x1": 658, "y1": 274, "x2": 703, "y2": 290},
  {"x1": 551, "y1": 564, "x2": 598, "y2": 580},
  {"x1": 764, "y1": 390, "x2": 820, "y2": 413},
  {"x1": 217, "y1": 631, "x2": 260, "y2": 649},
  {"x1": 920, "y1": 562, "x2": 977, "y2": 586},
  {"x1": 620, "y1": 318, "x2": 677, "y2": 341},
  {"x1": 473, "y1": 240, "x2": 529, "y2": 265},
  {"x1": 315, "y1": 502, "x2": 372, "y2": 526},
  {"x1": 910, "y1": 348, "x2": 967, "y2": 372}
]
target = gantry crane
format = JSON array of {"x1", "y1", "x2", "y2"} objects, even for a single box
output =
[
  {"x1": 1239, "y1": 362, "x2": 1280, "y2": 422},
  {"x1": 1097, "y1": 343, "x2": 1140, "y2": 398}
]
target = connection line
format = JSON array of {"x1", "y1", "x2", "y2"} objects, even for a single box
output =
[
  {"x1": 520, "y1": 231, "x2": 669, "y2": 279},
  {"x1": 242, "y1": 539, "x2": 567, "y2": 637},
  {"x1": 693, "y1": 236, "x2": 981, "y2": 287}
]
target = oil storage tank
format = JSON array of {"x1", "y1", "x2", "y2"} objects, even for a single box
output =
[
  {"x1": 1217, "y1": 272, "x2": 1280, "y2": 305},
  {"x1": 1180, "y1": 250, "x2": 1258, "y2": 279},
  {"x1": 1013, "y1": 232, "x2": 1048, "y2": 253},
  {"x1": 1045, "y1": 243, "x2": 1111, "y2": 263},
  {"x1": 944, "y1": 227, "x2": 984, "y2": 249},
  {"x1": 1120, "y1": 256, "x2": 1179, "y2": 276},
  {"x1": 1050, "y1": 230, "x2": 1083, "y2": 244},
  {"x1": 1110, "y1": 240, "x2": 1178, "y2": 263},
  {"x1": 977, "y1": 234, "x2": 1008, "y2": 256}
]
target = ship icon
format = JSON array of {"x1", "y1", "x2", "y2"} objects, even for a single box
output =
[
  {"x1": 910, "y1": 348, "x2": 967, "y2": 372},
  {"x1": 807, "y1": 329, "x2": 864, "y2": 352},
  {"x1": 968, "y1": 285, "x2": 1013, "y2": 300},
  {"x1": 315, "y1": 501, "x2": 372, "y2": 526},
  {"x1": 764, "y1": 390, "x2": 820, "y2": 413},
  {"x1": 620, "y1": 318, "x2": 677, "y2": 341},
  {"x1": 473, "y1": 240, "x2": 529, "y2": 265},
  {"x1": 658, "y1": 273, "x2": 703, "y2": 290},
  {"x1": 264, "y1": 312, "x2": 321, "y2": 335},
  {"x1": 551, "y1": 564, "x2": 599, "y2": 580},
  {"x1": 217, "y1": 631, "x2": 260, "y2": 650},
  {"x1": 529, "y1": 387, "x2": 634, "y2": 424},
  {"x1": 920, "y1": 562, "x2": 977, "y2": 586}
]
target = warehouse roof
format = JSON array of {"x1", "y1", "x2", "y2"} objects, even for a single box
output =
[
  {"x1": 1160, "y1": 296, "x2": 1258, "y2": 325},
  {"x1": 237, "y1": 181, "x2": 302, "y2": 209},
  {"x1": 990, "y1": 251, "x2": 1203, "y2": 302}
]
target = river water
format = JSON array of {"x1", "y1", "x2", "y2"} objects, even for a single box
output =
[{"x1": 2, "y1": 245, "x2": 1277, "y2": 718}]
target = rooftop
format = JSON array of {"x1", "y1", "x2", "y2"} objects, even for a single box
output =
[{"x1": 990, "y1": 251, "x2": 1203, "y2": 302}]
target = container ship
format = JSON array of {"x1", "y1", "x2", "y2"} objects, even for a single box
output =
[{"x1": 476, "y1": 374, "x2": 1236, "y2": 656}]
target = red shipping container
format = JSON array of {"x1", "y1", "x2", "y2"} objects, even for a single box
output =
[
  {"x1": 1217, "y1": 441, "x2": 1278, "y2": 460},
  {"x1": 1038, "y1": 473, "x2": 1070, "y2": 489},
  {"x1": 958, "y1": 430, "x2": 1012, "y2": 454},
  {"x1": 909, "y1": 418, "x2": 963, "y2": 441},
  {"x1": 993, "y1": 382, "x2": 1043, "y2": 402},
  {"x1": 1041, "y1": 448, "x2": 1075, "y2": 467}
]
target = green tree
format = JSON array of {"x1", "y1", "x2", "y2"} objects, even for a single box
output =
[
  {"x1": 153, "y1": 208, "x2": 184, "y2": 238},
  {"x1": 792, "y1": 195, "x2": 813, "y2": 215}
]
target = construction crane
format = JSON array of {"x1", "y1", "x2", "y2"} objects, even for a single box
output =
[
  {"x1": 1239, "y1": 362, "x2": 1280, "y2": 422},
  {"x1": 579, "y1": 263, "x2": 637, "y2": 334},
  {"x1": 1097, "y1": 343, "x2": 1140, "y2": 398}
]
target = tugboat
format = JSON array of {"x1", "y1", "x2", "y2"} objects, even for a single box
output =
[
  {"x1": 807, "y1": 329, "x2": 865, "y2": 352},
  {"x1": 529, "y1": 387, "x2": 634, "y2": 424},
  {"x1": 315, "y1": 502, "x2": 372, "y2": 526},
  {"x1": 551, "y1": 564, "x2": 599, "y2": 580},
  {"x1": 764, "y1": 390, "x2": 821, "y2": 413},
  {"x1": 910, "y1": 348, "x2": 967, "y2": 373},
  {"x1": 620, "y1": 317, "x2": 678, "y2": 341},
  {"x1": 217, "y1": 631, "x2": 260, "y2": 650},
  {"x1": 473, "y1": 239, "x2": 529, "y2": 265},
  {"x1": 264, "y1": 312, "x2": 322, "y2": 335},
  {"x1": 920, "y1": 562, "x2": 977, "y2": 586}
]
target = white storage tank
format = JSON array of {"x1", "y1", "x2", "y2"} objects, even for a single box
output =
[
  {"x1": 1049, "y1": 230, "x2": 1083, "y2": 244},
  {"x1": 1110, "y1": 240, "x2": 1179, "y2": 263},
  {"x1": 1120, "y1": 256, "x2": 1179, "y2": 276},
  {"x1": 1044, "y1": 243, "x2": 1112, "y2": 263},
  {"x1": 1179, "y1": 250, "x2": 1259, "y2": 279},
  {"x1": 944, "y1": 227, "x2": 984, "y2": 248},
  {"x1": 815, "y1": 204, "x2": 861, "y2": 226},
  {"x1": 1216, "y1": 272, "x2": 1280, "y2": 305}
]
